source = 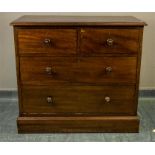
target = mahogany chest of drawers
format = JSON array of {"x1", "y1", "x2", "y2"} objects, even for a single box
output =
[{"x1": 11, "y1": 16, "x2": 146, "y2": 133}]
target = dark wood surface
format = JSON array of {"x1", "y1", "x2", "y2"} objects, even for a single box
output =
[
  {"x1": 20, "y1": 56, "x2": 137, "y2": 85},
  {"x1": 80, "y1": 28, "x2": 140, "y2": 55},
  {"x1": 17, "y1": 116, "x2": 139, "y2": 133},
  {"x1": 17, "y1": 28, "x2": 77, "y2": 56},
  {"x1": 21, "y1": 85, "x2": 136, "y2": 115},
  {"x1": 16, "y1": 28, "x2": 141, "y2": 56},
  {"x1": 11, "y1": 16, "x2": 146, "y2": 133},
  {"x1": 11, "y1": 15, "x2": 146, "y2": 26},
  {"x1": 135, "y1": 29, "x2": 144, "y2": 116}
]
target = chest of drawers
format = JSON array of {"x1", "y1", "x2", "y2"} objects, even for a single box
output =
[{"x1": 11, "y1": 16, "x2": 146, "y2": 133}]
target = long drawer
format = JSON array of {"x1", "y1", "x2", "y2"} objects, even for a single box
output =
[
  {"x1": 17, "y1": 28, "x2": 77, "y2": 56},
  {"x1": 20, "y1": 56, "x2": 137, "y2": 85},
  {"x1": 21, "y1": 85, "x2": 136, "y2": 115}
]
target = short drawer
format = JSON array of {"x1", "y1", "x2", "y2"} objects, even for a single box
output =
[
  {"x1": 21, "y1": 85, "x2": 136, "y2": 115},
  {"x1": 80, "y1": 28, "x2": 140, "y2": 56},
  {"x1": 17, "y1": 28, "x2": 77, "y2": 56},
  {"x1": 20, "y1": 56, "x2": 137, "y2": 85}
]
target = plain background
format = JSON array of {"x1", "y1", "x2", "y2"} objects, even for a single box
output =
[{"x1": 0, "y1": 12, "x2": 155, "y2": 90}]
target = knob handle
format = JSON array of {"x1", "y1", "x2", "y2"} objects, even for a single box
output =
[
  {"x1": 44, "y1": 38, "x2": 51, "y2": 44},
  {"x1": 107, "y1": 38, "x2": 114, "y2": 46},
  {"x1": 46, "y1": 96, "x2": 53, "y2": 104},
  {"x1": 105, "y1": 66, "x2": 112, "y2": 73},
  {"x1": 45, "y1": 67, "x2": 52, "y2": 75},
  {"x1": 105, "y1": 96, "x2": 110, "y2": 103}
]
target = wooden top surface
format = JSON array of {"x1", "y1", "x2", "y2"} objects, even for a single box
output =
[{"x1": 11, "y1": 15, "x2": 147, "y2": 26}]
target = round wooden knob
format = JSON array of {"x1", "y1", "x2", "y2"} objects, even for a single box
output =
[
  {"x1": 46, "y1": 96, "x2": 53, "y2": 104},
  {"x1": 105, "y1": 66, "x2": 112, "y2": 73},
  {"x1": 105, "y1": 96, "x2": 110, "y2": 103},
  {"x1": 106, "y1": 38, "x2": 114, "y2": 46},
  {"x1": 45, "y1": 67, "x2": 52, "y2": 75},
  {"x1": 44, "y1": 38, "x2": 51, "y2": 44}
]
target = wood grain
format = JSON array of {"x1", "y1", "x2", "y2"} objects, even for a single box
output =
[
  {"x1": 17, "y1": 116, "x2": 139, "y2": 133},
  {"x1": 11, "y1": 15, "x2": 147, "y2": 26},
  {"x1": 80, "y1": 28, "x2": 140, "y2": 56},
  {"x1": 21, "y1": 85, "x2": 136, "y2": 115},
  {"x1": 17, "y1": 28, "x2": 77, "y2": 56},
  {"x1": 20, "y1": 56, "x2": 137, "y2": 85}
]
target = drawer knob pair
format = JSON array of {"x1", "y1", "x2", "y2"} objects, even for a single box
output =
[
  {"x1": 107, "y1": 38, "x2": 114, "y2": 46},
  {"x1": 46, "y1": 96, "x2": 53, "y2": 104},
  {"x1": 105, "y1": 96, "x2": 111, "y2": 103}
]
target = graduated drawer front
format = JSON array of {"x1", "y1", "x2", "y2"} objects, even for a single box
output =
[
  {"x1": 20, "y1": 56, "x2": 137, "y2": 85},
  {"x1": 80, "y1": 28, "x2": 140, "y2": 56},
  {"x1": 21, "y1": 85, "x2": 136, "y2": 115},
  {"x1": 17, "y1": 28, "x2": 77, "y2": 56}
]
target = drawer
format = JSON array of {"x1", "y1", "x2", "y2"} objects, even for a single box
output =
[
  {"x1": 21, "y1": 85, "x2": 136, "y2": 115},
  {"x1": 17, "y1": 28, "x2": 77, "y2": 56},
  {"x1": 20, "y1": 56, "x2": 137, "y2": 85},
  {"x1": 80, "y1": 28, "x2": 140, "y2": 56}
]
